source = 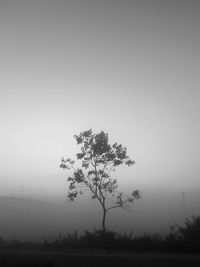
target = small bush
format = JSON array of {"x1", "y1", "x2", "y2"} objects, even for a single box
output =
[{"x1": 165, "y1": 216, "x2": 200, "y2": 253}]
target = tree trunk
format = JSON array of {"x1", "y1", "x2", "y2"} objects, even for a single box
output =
[{"x1": 102, "y1": 209, "x2": 107, "y2": 232}]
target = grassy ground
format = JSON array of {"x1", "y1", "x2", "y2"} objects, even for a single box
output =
[{"x1": 0, "y1": 216, "x2": 200, "y2": 266}]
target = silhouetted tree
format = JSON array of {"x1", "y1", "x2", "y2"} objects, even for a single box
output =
[{"x1": 60, "y1": 129, "x2": 141, "y2": 232}]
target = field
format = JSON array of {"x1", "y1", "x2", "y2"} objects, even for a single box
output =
[{"x1": 0, "y1": 216, "x2": 200, "y2": 266}]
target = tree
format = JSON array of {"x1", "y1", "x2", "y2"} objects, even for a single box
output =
[{"x1": 60, "y1": 129, "x2": 141, "y2": 232}]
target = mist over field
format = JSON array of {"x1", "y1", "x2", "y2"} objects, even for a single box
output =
[
  {"x1": 0, "y1": 0, "x2": 200, "y2": 249},
  {"x1": 0, "y1": 189, "x2": 199, "y2": 242}
]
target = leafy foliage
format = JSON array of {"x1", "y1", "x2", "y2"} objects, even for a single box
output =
[
  {"x1": 176, "y1": 216, "x2": 200, "y2": 241},
  {"x1": 165, "y1": 216, "x2": 200, "y2": 253},
  {"x1": 60, "y1": 129, "x2": 141, "y2": 231}
]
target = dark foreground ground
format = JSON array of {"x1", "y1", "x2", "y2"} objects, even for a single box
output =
[{"x1": 1, "y1": 250, "x2": 200, "y2": 267}]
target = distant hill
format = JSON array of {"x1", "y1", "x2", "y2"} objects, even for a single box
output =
[
  {"x1": 0, "y1": 196, "x2": 47, "y2": 207},
  {"x1": 0, "y1": 196, "x2": 70, "y2": 242}
]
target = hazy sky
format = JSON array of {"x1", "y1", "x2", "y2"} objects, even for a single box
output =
[{"x1": 0, "y1": 0, "x2": 200, "y2": 198}]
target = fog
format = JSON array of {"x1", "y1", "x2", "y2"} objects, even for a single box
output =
[
  {"x1": 0, "y1": 190, "x2": 199, "y2": 242},
  {"x1": 0, "y1": 0, "x2": 200, "y2": 242},
  {"x1": 1, "y1": 0, "x2": 200, "y2": 198}
]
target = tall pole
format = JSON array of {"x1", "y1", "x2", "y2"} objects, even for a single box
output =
[{"x1": 181, "y1": 191, "x2": 186, "y2": 213}]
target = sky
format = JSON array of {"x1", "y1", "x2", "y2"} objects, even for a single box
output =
[{"x1": 0, "y1": 0, "x2": 200, "y2": 202}]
